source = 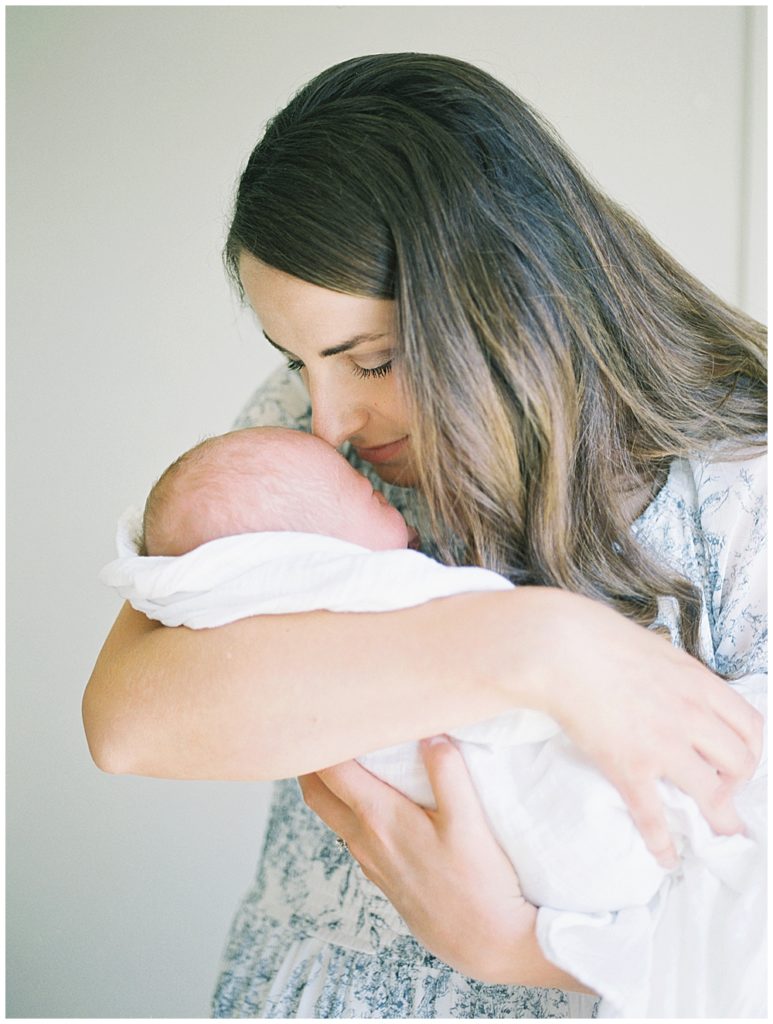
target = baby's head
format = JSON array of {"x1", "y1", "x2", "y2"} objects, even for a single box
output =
[{"x1": 140, "y1": 426, "x2": 414, "y2": 556}]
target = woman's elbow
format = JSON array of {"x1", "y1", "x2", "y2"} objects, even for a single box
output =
[
  {"x1": 82, "y1": 604, "x2": 162, "y2": 774},
  {"x1": 81, "y1": 671, "x2": 134, "y2": 775}
]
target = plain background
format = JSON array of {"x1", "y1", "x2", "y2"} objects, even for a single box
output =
[{"x1": 6, "y1": 5, "x2": 766, "y2": 1018}]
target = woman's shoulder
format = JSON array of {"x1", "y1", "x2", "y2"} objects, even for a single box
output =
[
  {"x1": 690, "y1": 436, "x2": 767, "y2": 486},
  {"x1": 232, "y1": 365, "x2": 312, "y2": 432},
  {"x1": 689, "y1": 442, "x2": 767, "y2": 677},
  {"x1": 633, "y1": 439, "x2": 767, "y2": 593},
  {"x1": 671, "y1": 440, "x2": 767, "y2": 526},
  {"x1": 647, "y1": 439, "x2": 767, "y2": 519},
  {"x1": 643, "y1": 441, "x2": 767, "y2": 671}
]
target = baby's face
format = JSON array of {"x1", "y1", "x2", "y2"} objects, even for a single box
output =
[{"x1": 322, "y1": 448, "x2": 416, "y2": 551}]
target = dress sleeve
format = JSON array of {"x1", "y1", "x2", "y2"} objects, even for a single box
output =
[
  {"x1": 231, "y1": 365, "x2": 312, "y2": 433},
  {"x1": 694, "y1": 448, "x2": 767, "y2": 681}
]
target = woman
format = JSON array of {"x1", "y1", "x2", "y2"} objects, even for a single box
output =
[{"x1": 83, "y1": 54, "x2": 766, "y2": 1017}]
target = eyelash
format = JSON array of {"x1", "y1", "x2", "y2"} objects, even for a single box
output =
[
  {"x1": 286, "y1": 358, "x2": 393, "y2": 380},
  {"x1": 353, "y1": 360, "x2": 393, "y2": 379}
]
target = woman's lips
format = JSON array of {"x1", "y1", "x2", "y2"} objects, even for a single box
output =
[{"x1": 354, "y1": 436, "x2": 409, "y2": 464}]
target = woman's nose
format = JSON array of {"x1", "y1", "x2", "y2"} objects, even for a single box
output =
[{"x1": 308, "y1": 379, "x2": 369, "y2": 448}]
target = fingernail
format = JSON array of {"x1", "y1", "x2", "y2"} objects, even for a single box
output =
[
  {"x1": 723, "y1": 820, "x2": 746, "y2": 837},
  {"x1": 660, "y1": 852, "x2": 680, "y2": 870},
  {"x1": 423, "y1": 735, "x2": 449, "y2": 747}
]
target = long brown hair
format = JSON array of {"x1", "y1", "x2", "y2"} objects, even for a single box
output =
[{"x1": 225, "y1": 53, "x2": 766, "y2": 658}]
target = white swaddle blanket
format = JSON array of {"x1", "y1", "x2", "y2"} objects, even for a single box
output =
[{"x1": 101, "y1": 507, "x2": 766, "y2": 1017}]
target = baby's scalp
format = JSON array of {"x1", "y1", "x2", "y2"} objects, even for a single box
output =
[
  {"x1": 235, "y1": 427, "x2": 364, "y2": 535},
  {"x1": 139, "y1": 434, "x2": 232, "y2": 555},
  {"x1": 143, "y1": 428, "x2": 301, "y2": 552},
  {"x1": 141, "y1": 426, "x2": 372, "y2": 555},
  {"x1": 225, "y1": 428, "x2": 413, "y2": 550},
  {"x1": 249, "y1": 428, "x2": 400, "y2": 543}
]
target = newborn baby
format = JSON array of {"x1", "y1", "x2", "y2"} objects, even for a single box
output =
[
  {"x1": 102, "y1": 426, "x2": 766, "y2": 1018},
  {"x1": 138, "y1": 425, "x2": 418, "y2": 557}
]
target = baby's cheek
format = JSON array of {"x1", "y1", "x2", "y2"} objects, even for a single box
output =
[{"x1": 392, "y1": 511, "x2": 412, "y2": 549}]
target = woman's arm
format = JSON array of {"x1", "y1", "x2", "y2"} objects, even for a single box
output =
[
  {"x1": 83, "y1": 587, "x2": 557, "y2": 779},
  {"x1": 83, "y1": 585, "x2": 761, "y2": 862}
]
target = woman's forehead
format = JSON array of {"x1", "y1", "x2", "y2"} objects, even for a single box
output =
[{"x1": 238, "y1": 253, "x2": 394, "y2": 347}]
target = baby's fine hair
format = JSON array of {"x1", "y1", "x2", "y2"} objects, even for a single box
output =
[{"x1": 139, "y1": 427, "x2": 335, "y2": 556}]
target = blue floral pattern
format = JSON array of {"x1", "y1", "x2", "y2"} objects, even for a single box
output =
[{"x1": 211, "y1": 367, "x2": 766, "y2": 1018}]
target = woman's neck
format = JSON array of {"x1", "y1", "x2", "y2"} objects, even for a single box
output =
[{"x1": 618, "y1": 463, "x2": 670, "y2": 524}]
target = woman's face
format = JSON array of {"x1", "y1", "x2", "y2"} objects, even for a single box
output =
[{"x1": 239, "y1": 253, "x2": 417, "y2": 487}]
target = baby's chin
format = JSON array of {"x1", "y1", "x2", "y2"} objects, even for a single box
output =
[
  {"x1": 363, "y1": 523, "x2": 418, "y2": 552},
  {"x1": 387, "y1": 523, "x2": 420, "y2": 551}
]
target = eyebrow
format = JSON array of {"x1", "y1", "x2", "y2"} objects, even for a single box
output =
[{"x1": 262, "y1": 330, "x2": 389, "y2": 358}]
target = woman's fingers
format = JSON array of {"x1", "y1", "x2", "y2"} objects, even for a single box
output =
[
  {"x1": 419, "y1": 736, "x2": 484, "y2": 825},
  {"x1": 669, "y1": 750, "x2": 747, "y2": 836},
  {"x1": 300, "y1": 751, "x2": 541, "y2": 984},
  {"x1": 313, "y1": 760, "x2": 437, "y2": 891},
  {"x1": 315, "y1": 759, "x2": 398, "y2": 824},
  {"x1": 614, "y1": 739, "x2": 750, "y2": 867},
  {"x1": 710, "y1": 672, "x2": 765, "y2": 751},
  {"x1": 298, "y1": 770, "x2": 358, "y2": 838},
  {"x1": 615, "y1": 776, "x2": 679, "y2": 868},
  {"x1": 313, "y1": 759, "x2": 418, "y2": 862},
  {"x1": 701, "y1": 683, "x2": 764, "y2": 777}
]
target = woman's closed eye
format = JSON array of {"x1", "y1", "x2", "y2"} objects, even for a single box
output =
[
  {"x1": 286, "y1": 357, "x2": 393, "y2": 380},
  {"x1": 352, "y1": 359, "x2": 392, "y2": 379}
]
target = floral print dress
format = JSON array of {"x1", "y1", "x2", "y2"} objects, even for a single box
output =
[{"x1": 211, "y1": 367, "x2": 766, "y2": 1019}]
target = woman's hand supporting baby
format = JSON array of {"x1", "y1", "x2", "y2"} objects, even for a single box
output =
[
  {"x1": 531, "y1": 590, "x2": 761, "y2": 865},
  {"x1": 300, "y1": 738, "x2": 595, "y2": 992}
]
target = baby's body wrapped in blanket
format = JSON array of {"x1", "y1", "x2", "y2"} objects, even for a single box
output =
[{"x1": 102, "y1": 509, "x2": 767, "y2": 1017}]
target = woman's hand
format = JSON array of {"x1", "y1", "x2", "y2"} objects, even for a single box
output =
[
  {"x1": 299, "y1": 737, "x2": 594, "y2": 993},
  {"x1": 535, "y1": 593, "x2": 764, "y2": 867}
]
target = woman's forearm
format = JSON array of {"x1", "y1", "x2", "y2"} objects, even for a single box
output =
[{"x1": 82, "y1": 589, "x2": 557, "y2": 780}]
